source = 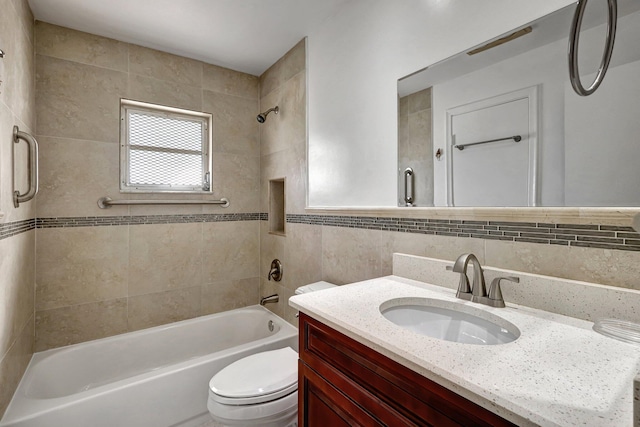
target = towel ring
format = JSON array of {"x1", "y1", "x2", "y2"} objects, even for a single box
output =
[{"x1": 568, "y1": 0, "x2": 617, "y2": 96}]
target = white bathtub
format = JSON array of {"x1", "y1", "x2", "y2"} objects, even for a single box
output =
[{"x1": 0, "y1": 305, "x2": 298, "y2": 427}]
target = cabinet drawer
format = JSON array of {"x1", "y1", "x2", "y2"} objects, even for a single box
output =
[{"x1": 299, "y1": 313, "x2": 516, "y2": 427}]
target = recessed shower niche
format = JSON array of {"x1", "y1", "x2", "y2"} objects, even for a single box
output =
[{"x1": 269, "y1": 178, "x2": 285, "y2": 235}]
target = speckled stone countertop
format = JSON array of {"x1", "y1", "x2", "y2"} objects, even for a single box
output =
[{"x1": 289, "y1": 276, "x2": 640, "y2": 427}]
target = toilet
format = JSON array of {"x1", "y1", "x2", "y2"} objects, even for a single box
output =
[{"x1": 207, "y1": 281, "x2": 336, "y2": 427}]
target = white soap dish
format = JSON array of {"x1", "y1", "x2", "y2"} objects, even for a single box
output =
[{"x1": 593, "y1": 319, "x2": 640, "y2": 344}]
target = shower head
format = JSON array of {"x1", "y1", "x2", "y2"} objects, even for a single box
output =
[{"x1": 257, "y1": 106, "x2": 279, "y2": 123}]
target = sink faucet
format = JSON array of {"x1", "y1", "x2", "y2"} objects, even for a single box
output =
[
  {"x1": 448, "y1": 254, "x2": 519, "y2": 308},
  {"x1": 451, "y1": 253, "x2": 487, "y2": 304}
]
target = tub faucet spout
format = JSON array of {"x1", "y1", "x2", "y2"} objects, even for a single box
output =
[{"x1": 260, "y1": 294, "x2": 279, "y2": 305}]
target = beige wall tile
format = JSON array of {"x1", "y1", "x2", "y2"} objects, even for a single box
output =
[
  {"x1": 259, "y1": 39, "x2": 305, "y2": 98},
  {"x1": 35, "y1": 298, "x2": 128, "y2": 351},
  {"x1": 127, "y1": 74, "x2": 202, "y2": 112},
  {"x1": 204, "y1": 90, "x2": 259, "y2": 156},
  {"x1": 127, "y1": 287, "x2": 201, "y2": 331},
  {"x1": 203, "y1": 221, "x2": 259, "y2": 282},
  {"x1": 0, "y1": 316, "x2": 33, "y2": 418},
  {"x1": 423, "y1": 234, "x2": 486, "y2": 264},
  {"x1": 201, "y1": 277, "x2": 259, "y2": 315},
  {"x1": 128, "y1": 223, "x2": 203, "y2": 296},
  {"x1": 36, "y1": 55, "x2": 127, "y2": 142},
  {"x1": 1, "y1": 8, "x2": 34, "y2": 129},
  {"x1": 378, "y1": 230, "x2": 430, "y2": 275},
  {"x1": 485, "y1": 239, "x2": 640, "y2": 290},
  {"x1": 0, "y1": 0, "x2": 35, "y2": 415},
  {"x1": 203, "y1": 63, "x2": 259, "y2": 100},
  {"x1": 6, "y1": 22, "x2": 35, "y2": 128},
  {"x1": 284, "y1": 223, "x2": 322, "y2": 292},
  {"x1": 207, "y1": 153, "x2": 259, "y2": 213},
  {"x1": 36, "y1": 226, "x2": 129, "y2": 310},
  {"x1": 407, "y1": 87, "x2": 432, "y2": 113},
  {"x1": 36, "y1": 137, "x2": 126, "y2": 218},
  {"x1": 0, "y1": 232, "x2": 34, "y2": 358},
  {"x1": 260, "y1": 71, "x2": 306, "y2": 157},
  {"x1": 321, "y1": 226, "x2": 384, "y2": 285},
  {"x1": 282, "y1": 287, "x2": 299, "y2": 327},
  {"x1": 129, "y1": 45, "x2": 202, "y2": 86},
  {"x1": 260, "y1": 220, "x2": 286, "y2": 281},
  {"x1": 29, "y1": 25, "x2": 264, "y2": 351},
  {"x1": 9, "y1": 0, "x2": 34, "y2": 44},
  {"x1": 126, "y1": 194, "x2": 204, "y2": 216},
  {"x1": 35, "y1": 22, "x2": 128, "y2": 71},
  {"x1": 260, "y1": 144, "x2": 307, "y2": 215}
]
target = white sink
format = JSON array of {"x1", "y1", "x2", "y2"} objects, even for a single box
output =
[{"x1": 380, "y1": 298, "x2": 520, "y2": 345}]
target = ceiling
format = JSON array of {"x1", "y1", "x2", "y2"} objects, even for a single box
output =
[{"x1": 28, "y1": 0, "x2": 351, "y2": 76}]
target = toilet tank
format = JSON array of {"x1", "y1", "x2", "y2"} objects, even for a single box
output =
[{"x1": 294, "y1": 281, "x2": 336, "y2": 295}]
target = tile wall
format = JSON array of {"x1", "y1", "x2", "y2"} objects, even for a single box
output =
[
  {"x1": 398, "y1": 88, "x2": 433, "y2": 206},
  {"x1": 0, "y1": 0, "x2": 35, "y2": 416},
  {"x1": 258, "y1": 40, "x2": 322, "y2": 324},
  {"x1": 33, "y1": 22, "x2": 262, "y2": 351}
]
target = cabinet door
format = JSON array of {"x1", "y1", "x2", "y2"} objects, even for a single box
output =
[
  {"x1": 299, "y1": 314, "x2": 517, "y2": 427},
  {"x1": 299, "y1": 361, "x2": 383, "y2": 427}
]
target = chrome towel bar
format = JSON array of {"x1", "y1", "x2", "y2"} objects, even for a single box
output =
[
  {"x1": 13, "y1": 126, "x2": 39, "y2": 208},
  {"x1": 454, "y1": 135, "x2": 522, "y2": 151},
  {"x1": 97, "y1": 197, "x2": 229, "y2": 209}
]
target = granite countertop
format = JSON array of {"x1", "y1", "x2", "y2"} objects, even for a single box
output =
[{"x1": 289, "y1": 276, "x2": 640, "y2": 427}]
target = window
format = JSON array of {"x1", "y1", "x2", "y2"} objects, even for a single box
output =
[{"x1": 120, "y1": 99, "x2": 212, "y2": 193}]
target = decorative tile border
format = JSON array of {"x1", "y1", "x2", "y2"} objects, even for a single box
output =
[
  {"x1": 287, "y1": 214, "x2": 640, "y2": 252},
  {"x1": 36, "y1": 213, "x2": 268, "y2": 228},
  {"x1": 0, "y1": 219, "x2": 36, "y2": 241},
  {"x1": 5, "y1": 213, "x2": 640, "y2": 253}
]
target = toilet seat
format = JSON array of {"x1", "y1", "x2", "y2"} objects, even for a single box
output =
[{"x1": 209, "y1": 347, "x2": 298, "y2": 405}]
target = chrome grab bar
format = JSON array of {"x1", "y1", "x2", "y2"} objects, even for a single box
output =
[
  {"x1": 454, "y1": 135, "x2": 521, "y2": 151},
  {"x1": 13, "y1": 126, "x2": 39, "y2": 208},
  {"x1": 403, "y1": 167, "x2": 414, "y2": 206},
  {"x1": 568, "y1": 0, "x2": 617, "y2": 96},
  {"x1": 97, "y1": 197, "x2": 229, "y2": 209}
]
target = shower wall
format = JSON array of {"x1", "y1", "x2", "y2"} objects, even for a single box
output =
[
  {"x1": 0, "y1": 0, "x2": 35, "y2": 417},
  {"x1": 258, "y1": 40, "x2": 323, "y2": 323},
  {"x1": 34, "y1": 22, "x2": 261, "y2": 351}
]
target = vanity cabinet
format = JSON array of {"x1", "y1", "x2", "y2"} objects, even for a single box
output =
[{"x1": 298, "y1": 313, "x2": 516, "y2": 427}]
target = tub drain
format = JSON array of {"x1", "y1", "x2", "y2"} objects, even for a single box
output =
[{"x1": 268, "y1": 320, "x2": 275, "y2": 332}]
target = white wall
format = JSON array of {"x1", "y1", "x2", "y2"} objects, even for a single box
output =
[
  {"x1": 565, "y1": 60, "x2": 640, "y2": 206},
  {"x1": 307, "y1": 0, "x2": 574, "y2": 207}
]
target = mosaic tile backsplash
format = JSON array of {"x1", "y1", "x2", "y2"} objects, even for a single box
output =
[
  {"x1": 288, "y1": 214, "x2": 640, "y2": 252},
  {"x1": 3, "y1": 213, "x2": 640, "y2": 252}
]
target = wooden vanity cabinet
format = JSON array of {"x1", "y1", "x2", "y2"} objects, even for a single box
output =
[{"x1": 298, "y1": 313, "x2": 517, "y2": 427}]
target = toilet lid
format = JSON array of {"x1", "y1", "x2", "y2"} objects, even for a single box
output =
[{"x1": 209, "y1": 347, "x2": 298, "y2": 404}]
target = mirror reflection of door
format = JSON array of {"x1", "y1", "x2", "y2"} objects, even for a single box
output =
[
  {"x1": 447, "y1": 87, "x2": 538, "y2": 207},
  {"x1": 398, "y1": 88, "x2": 433, "y2": 207}
]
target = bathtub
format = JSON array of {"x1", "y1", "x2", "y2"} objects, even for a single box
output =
[{"x1": 0, "y1": 305, "x2": 298, "y2": 427}]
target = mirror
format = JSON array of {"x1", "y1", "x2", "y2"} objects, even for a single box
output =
[{"x1": 397, "y1": 0, "x2": 640, "y2": 207}]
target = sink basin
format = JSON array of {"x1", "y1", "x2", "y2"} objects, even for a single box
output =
[{"x1": 380, "y1": 298, "x2": 520, "y2": 345}]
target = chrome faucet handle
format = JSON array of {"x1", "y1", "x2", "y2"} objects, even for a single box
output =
[
  {"x1": 487, "y1": 276, "x2": 519, "y2": 308},
  {"x1": 267, "y1": 259, "x2": 283, "y2": 282}
]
